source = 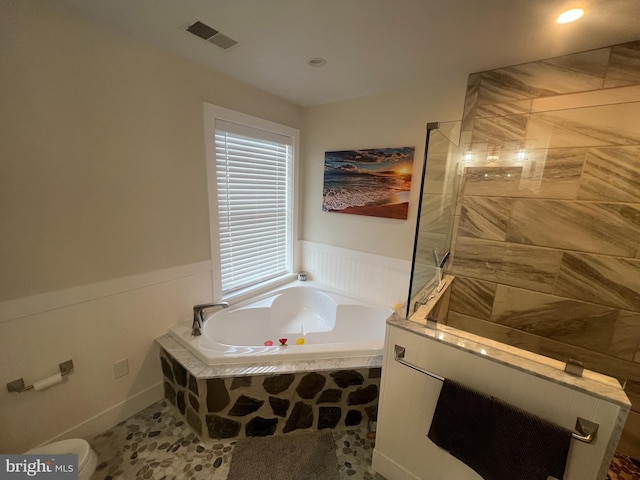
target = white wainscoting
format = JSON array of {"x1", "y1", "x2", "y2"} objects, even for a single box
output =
[
  {"x1": 373, "y1": 325, "x2": 627, "y2": 480},
  {"x1": 0, "y1": 261, "x2": 213, "y2": 453},
  {"x1": 300, "y1": 240, "x2": 412, "y2": 308},
  {"x1": 0, "y1": 261, "x2": 213, "y2": 324},
  {"x1": 1, "y1": 242, "x2": 409, "y2": 452}
]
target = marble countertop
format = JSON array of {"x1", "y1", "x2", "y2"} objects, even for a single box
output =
[
  {"x1": 388, "y1": 311, "x2": 631, "y2": 408},
  {"x1": 156, "y1": 334, "x2": 382, "y2": 379}
]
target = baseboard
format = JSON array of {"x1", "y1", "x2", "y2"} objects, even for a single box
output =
[
  {"x1": 372, "y1": 449, "x2": 420, "y2": 480},
  {"x1": 43, "y1": 382, "x2": 164, "y2": 446}
]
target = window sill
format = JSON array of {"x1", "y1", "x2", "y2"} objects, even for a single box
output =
[{"x1": 222, "y1": 273, "x2": 298, "y2": 305}]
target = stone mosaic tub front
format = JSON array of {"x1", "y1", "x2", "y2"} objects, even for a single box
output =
[{"x1": 160, "y1": 348, "x2": 381, "y2": 440}]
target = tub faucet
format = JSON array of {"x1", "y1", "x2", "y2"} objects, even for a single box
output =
[{"x1": 191, "y1": 302, "x2": 229, "y2": 336}]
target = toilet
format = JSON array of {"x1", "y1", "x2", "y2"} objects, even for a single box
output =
[{"x1": 27, "y1": 438, "x2": 97, "y2": 480}]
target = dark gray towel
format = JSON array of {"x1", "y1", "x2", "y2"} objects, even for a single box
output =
[{"x1": 427, "y1": 379, "x2": 572, "y2": 480}]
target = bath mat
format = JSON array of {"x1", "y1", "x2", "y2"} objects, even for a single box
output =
[{"x1": 227, "y1": 431, "x2": 340, "y2": 480}]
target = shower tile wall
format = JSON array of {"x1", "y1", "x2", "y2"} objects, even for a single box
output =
[{"x1": 448, "y1": 40, "x2": 640, "y2": 458}]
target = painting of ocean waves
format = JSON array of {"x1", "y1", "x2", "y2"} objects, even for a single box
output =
[{"x1": 322, "y1": 147, "x2": 415, "y2": 219}]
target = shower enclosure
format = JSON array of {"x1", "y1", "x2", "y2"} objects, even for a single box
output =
[
  {"x1": 407, "y1": 40, "x2": 640, "y2": 456},
  {"x1": 407, "y1": 121, "x2": 462, "y2": 318}
]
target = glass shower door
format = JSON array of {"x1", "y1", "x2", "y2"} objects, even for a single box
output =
[{"x1": 407, "y1": 121, "x2": 462, "y2": 318}]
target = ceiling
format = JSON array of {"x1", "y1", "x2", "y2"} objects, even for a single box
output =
[{"x1": 55, "y1": 0, "x2": 640, "y2": 107}]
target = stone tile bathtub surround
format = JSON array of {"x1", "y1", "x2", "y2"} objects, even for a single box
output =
[{"x1": 159, "y1": 348, "x2": 380, "y2": 441}]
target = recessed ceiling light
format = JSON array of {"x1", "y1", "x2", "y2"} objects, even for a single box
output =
[
  {"x1": 307, "y1": 57, "x2": 327, "y2": 67},
  {"x1": 556, "y1": 8, "x2": 584, "y2": 24}
]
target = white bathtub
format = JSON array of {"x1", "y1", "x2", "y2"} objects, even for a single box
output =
[{"x1": 168, "y1": 281, "x2": 393, "y2": 365}]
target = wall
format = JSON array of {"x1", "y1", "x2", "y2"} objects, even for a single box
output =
[
  {"x1": 300, "y1": 241, "x2": 411, "y2": 309},
  {"x1": 444, "y1": 40, "x2": 640, "y2": 457},
  {"x1": 301, "y1": 77, "x2": 467, "y2": 261},
  {"x1": 0, "y1": 0, "x2": 441, "y2": 451},
  {"x1": 0, "y1": 0, "x2": 301, "y2": 452},
  {"x1": 0, "y1": 264, "x2": 211, "y2": 453},
  {"x1": 0, "y1": 0, "x2": 302, "y2": 302}
]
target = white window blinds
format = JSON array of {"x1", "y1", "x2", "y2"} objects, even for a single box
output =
[{"x1": 214, "y1": 119, "x2": 293, "y2": 295}]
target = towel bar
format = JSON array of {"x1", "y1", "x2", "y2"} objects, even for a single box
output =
[
  {"x1": 394, "y1": 345, "x2": 444, "y2": 381},
  {"x1": 393, "y1": 344, "x2": 599, "y2": 444}
]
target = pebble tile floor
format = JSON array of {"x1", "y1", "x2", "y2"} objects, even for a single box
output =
[{"x1": 89, "y1": 400, "x2": 640, "y2": 480}]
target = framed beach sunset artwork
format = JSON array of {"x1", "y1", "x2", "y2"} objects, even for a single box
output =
[{"x1": 322, "y1": 147, "x2": 415, "y2": 219}]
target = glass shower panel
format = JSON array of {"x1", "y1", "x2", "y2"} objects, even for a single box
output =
[{"x1": 407, "y1": 121, "x2": 462, "y2": 318}]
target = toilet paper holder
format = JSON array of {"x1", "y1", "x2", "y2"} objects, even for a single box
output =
[{"x1": 6, "y1": 359, "x2": 74, "y2": 393}]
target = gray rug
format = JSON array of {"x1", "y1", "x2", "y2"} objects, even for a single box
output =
[{"x1": 227, "y1": 431, "x2": 340, "y2": 480}]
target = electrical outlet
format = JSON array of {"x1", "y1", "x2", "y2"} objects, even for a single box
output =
[{"x1": 113, "y1": 359, "x2": 129, "y2": 379}]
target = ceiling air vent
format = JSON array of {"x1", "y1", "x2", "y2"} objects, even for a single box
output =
[{"x1": 185, "y1": 21, "x2": 238, "y2": 50}]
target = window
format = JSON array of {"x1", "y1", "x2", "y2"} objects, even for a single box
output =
[{"x1": 204, "y1": 104, "x2": 299, "y2": 299}]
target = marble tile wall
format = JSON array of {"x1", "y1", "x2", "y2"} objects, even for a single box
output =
[{"x1": 448, "y1": 39, "x2": 640, "y2": 458}]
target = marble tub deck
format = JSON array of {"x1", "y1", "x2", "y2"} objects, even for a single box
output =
[{"x1": 89, "y1": 399, "x2": 639, "y2": 480}]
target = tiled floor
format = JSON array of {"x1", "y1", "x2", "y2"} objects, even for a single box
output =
[
  {"x1": 90, "y1": 400, "x2": 639, "y2": 480},
  {"x1": 90, "y1": 400, "x2": 383, "y2": 480},
  {"x1": 609, "y1": 454, "x2": 640, "y2": 480}
]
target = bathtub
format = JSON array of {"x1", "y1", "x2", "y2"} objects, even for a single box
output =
[{"x1": 168, "y1": 281, "x2": 393, "y2": 365}]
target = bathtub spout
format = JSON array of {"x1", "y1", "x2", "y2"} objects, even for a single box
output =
[{"x1": 192, "y1": 302, "x2": 229, "y2": 336}]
